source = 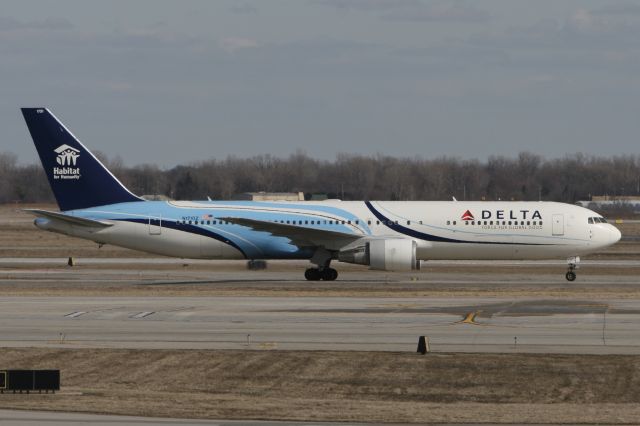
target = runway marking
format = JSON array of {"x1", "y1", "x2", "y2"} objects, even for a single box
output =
[
  {"x1": 459, "y1": 311, "x2": 481, "y2": 325},
  {"x1": 130, "y1": 311, "x2": 155, "y2": 319},
  {"x1": 64, "y1": 311, "x2": 87, "y2": 318}
]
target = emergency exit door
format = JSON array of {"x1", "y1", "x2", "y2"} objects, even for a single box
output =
[{"x1": 552, "y1": 214, "x2": 564, "y2": 236}]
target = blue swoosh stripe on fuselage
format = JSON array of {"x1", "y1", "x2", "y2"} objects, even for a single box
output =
[
  {"x1": 168, "y1": 201, "x2": 372, "y2": 235},
  {"x1": 115, "y1": 218, "x2": 248, "y2": 257},
  {"x1": 364, "y1": 201, "x2": 553, "y2": 246}
]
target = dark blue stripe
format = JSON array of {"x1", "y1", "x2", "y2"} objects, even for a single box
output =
[
  {"x1": 116, "y1": 218, "x2": 247, "y2": 258},
  {"x1": 364, "y1": 201, "x2": 551, "y2": 246}
]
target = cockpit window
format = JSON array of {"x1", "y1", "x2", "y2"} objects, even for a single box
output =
[{"x1": 589, "y1": 217, "x2": 608, "y2": 224}]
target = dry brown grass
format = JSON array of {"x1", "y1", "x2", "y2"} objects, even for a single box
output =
[{"x1": 1, "y1": 348, "x2": 640, "y2": 423}]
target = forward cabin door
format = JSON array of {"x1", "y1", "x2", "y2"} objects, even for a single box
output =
[
  {"x1": 148, "y1": 214, "x2": 162, "y2": 235},
  {"x1": 552, "y1": 214, "x2": 564, "y2": 236}
]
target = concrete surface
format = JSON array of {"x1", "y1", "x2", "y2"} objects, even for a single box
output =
[
  {"x1": 0, "y1": 295, "x2": 637, "y2": 353},
  {"x1": 0, "y1": 258, "x2": 639, "y2": 354},
  {"x1": 0, "y1": 410, "x2": 587, "y2": 425}
]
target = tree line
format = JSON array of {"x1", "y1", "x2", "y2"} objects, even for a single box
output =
[{"x1": 2, "y1": 151, "x2": 639, "y2": 210}]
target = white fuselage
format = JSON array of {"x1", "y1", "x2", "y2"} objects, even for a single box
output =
[{"x1": 35, "y1": 200, "x2": 621, "y2": 262}]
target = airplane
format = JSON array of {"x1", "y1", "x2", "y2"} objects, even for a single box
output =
[{"x1": 21, "y1": 107, "x2": 621, "y2": 282}]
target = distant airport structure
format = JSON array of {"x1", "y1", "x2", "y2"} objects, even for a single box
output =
[
  {"x1": 577, "y1": 195, "x2": 640, "y2": 212},
  {"x1": 232, "y1": 192, "x2": 305, "y2": 202}
]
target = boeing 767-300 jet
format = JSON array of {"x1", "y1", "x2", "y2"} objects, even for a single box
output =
[{"x1": 21, "y1": 108, "x2": 621, "y2": 281}]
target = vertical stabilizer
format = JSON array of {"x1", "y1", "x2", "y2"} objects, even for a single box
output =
[{"x1": 21, "y1": 108, "x2": 142, "y2": 211}]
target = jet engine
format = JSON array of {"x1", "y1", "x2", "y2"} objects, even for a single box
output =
[{"x1": 338, "y1": 239, "x2": 420, "y2": 271}]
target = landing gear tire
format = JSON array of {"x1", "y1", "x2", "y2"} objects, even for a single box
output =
[
  {"x1": 321, "y1": 268, "x2": 338, "y2": 281},
  {"x1": 304, "y1": 268, "x2": 322, "y2": 281},
  {"x1": 565, "y1": 271, "x2": 576, "y2": 282},
  {"x1": 304, "y1": 267, "x2": 338, "y2": 281}
]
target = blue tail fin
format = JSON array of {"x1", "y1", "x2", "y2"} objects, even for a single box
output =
[{"x1": 21, "y1": 108, "x2": 142, "y2": 211}]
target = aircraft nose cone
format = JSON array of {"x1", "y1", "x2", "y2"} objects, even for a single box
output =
[{"x1": 611, "y1": 226, "x2": 622, "y2": 244}]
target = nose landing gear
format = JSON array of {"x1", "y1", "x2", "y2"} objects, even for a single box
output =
[{"x1": 565, "y1": 256, "x2": 580, "y2": 281}]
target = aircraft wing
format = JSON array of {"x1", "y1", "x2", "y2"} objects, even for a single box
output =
[
  {"x1": 219, "y1": 216, "x2": 363, "y2": 249},
  {"x1": 24, "y1": 209, "x2": 114, "y2": 228}
]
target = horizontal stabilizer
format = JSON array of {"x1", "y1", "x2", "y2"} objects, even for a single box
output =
[{"x1": 24, "y1": 209, "x2": 113, "y2": 228}]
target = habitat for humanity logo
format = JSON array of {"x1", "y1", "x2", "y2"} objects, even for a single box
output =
[{"x1": 53, "y1": 144, "x2": 81, "y2": 180}]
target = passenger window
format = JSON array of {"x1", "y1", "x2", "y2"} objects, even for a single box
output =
[
  {"x1": 419, "y1": 221, "x2": 423, "y2": 225},
  {"x1": 407, "y1": 221, "x2": 411, "y2": 225},
  {"x1": 539, "y1": 221, "x2": 543, "y2": 225},
  {"x1": 376, "y1": 221, "x2": 380, "y2": 225},
  {"x1": 527, "y1": 221, "x2": 530, "y2": 225},
  {"x1": 465, "y1": 221, "x2": 469, "y2": 225},
  {"x1": 342, "y1": 220, "x2": 346, "y2": 225},
  {"x1": 508, "y1": 221, "x2": 512, "y2": 225},
  {"x1": 355, "y1": 220, "x2": 359, "y2": 225},
  {"x1": 471, "y1": 221, "x2": 475, "y2": 225},
  {"x1": 367, "y1": 220, "x2": 371, "y2": 225},
  {"x1": 447, "y1": 220, "x2": 451, "y2": 225},
  {"x1": 453, "y1": 221, "x2": 456, "y2": 225}
]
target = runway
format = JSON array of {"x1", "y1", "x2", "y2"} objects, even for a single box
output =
[
  {"x1": 0, "y1": 258, "x2": 639, "y2": 354},
  {"x1": 0, "y1": 409, "x2": 562, "y2": 426},
  {"x1": 0, "y1": 295, "x2": 638, "y2": 353},
  {"x1": 0, "y1": 410, "x2": 401, "y2": 425}
]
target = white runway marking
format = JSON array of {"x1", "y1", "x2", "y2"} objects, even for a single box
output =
[{"x1": 130, "y1": 311, "x2": 155, "y2": 319}]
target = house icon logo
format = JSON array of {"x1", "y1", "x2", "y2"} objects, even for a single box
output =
[{"x1": 54, "y1": 144, "x2": 80, "y2": 166}]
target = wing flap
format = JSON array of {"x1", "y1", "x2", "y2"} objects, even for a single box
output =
[{"x1": 24, "y1": 209, "x2": 114, "y2": 228}]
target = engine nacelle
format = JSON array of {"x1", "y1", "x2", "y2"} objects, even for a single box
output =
[{"x1": 338, "y1": 239, "x2": 420, "y2": 271}]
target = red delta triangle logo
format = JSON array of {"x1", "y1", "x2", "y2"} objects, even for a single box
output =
[{"x1": 461, "y1": 210, "x2": 474, "y2": 221}]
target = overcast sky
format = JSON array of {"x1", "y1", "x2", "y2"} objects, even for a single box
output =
[{"x1": 2, "y1": 0, "x2": 640, "y2": 166}]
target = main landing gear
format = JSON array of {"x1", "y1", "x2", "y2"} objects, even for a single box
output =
[
  {"x1": 304, "y1": 267, "x2": 338, "y2": 281},
  {"x1": 305, "y1": 247, "x2": 338, "y2": 281},
  {"x1": 565, "y1": 256, "x2": 580, "y2": 281}
]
